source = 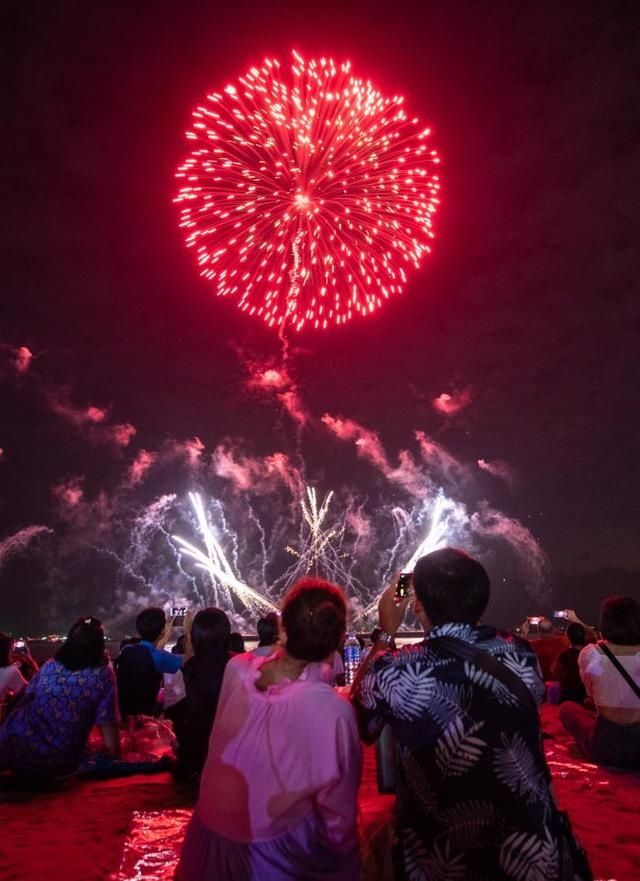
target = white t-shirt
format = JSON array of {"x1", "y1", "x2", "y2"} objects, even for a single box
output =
[
  {"x1": 163, "y1": 662, "x2": 186, "y2": 709},
  {"x1": 579, "y1": 643, "x2": 640, "y2": 709},
  {"x1": 0, "y1": 663, "x2": 27, "y2": 701}
]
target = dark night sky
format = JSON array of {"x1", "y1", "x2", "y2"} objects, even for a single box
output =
[{"x1": 1, "y1": 0, "x2": 639, "y2": 633}]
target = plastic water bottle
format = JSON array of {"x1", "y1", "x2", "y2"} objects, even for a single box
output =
[{"x1": 343, "y1": 630, "x2": 361, "y2": 686}]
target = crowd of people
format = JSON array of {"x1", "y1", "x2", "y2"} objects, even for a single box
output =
[{"x1": 1, "y1": 548, "x2": 639, "y2": 880}]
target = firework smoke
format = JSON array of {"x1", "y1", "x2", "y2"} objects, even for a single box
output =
[{"x1": 0, "y1": 526, "x2": 52, "y2": 570}]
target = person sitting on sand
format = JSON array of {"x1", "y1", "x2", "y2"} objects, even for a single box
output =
[
  {"x1": 115, "y1": 607, "x2": 185, "y2": 718},
  {"x1": 0, "y1": 617, "x2": 120, "y2": 781},
  {"x1": 560, "y1": 596, "x2": 640, "y2": 768},
  {"x1": 351, "y1": 549, "x2": 587, "y2": 881},
  {"x1": 529, "y1": 617, "x2": 568, "y2": 681},
  {"x1": 251, "y1": 612, "x2": 279, "y2": 657},
  {"x1": 0, "y1": 633, "x2": 27, "y2": 706},
  {"x1": 177, "y1": 578, "x2": 362, "y2": 881},
  {"x1": 173, "y1": 607, "x2": 232, "y2": 783},
  {"x1": 551, "y1": 622, "x2": 587, "y2": 704}
]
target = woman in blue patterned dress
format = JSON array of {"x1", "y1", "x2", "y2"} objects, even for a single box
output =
[{"x1": 0, "y1": 616, "x2": 120, "y2": 781}]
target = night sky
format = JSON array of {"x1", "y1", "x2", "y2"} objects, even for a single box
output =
[{"x1": 1, "y1": 0, "x2": 639, "y2": 634}]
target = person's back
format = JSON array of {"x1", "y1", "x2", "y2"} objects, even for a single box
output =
[
  {"x1": 0, "y1": 617, "x2": 119, "y2": 781},
  {"x1": 530, "y1": 618, "x2": 567, "y2": 680},
  {"x1": 116, "y1": 607, "x2": 181, "y2": 718},
  {"x1": 352, "y1": 549, "x2": 583, "y2": 881},
  {"x1": 197, "y1": 652, "x2": 359, "y2": 843},
  {"x1": 358, "y1": 626, "x2": 550, "y2": 877},
  {"x1": 115, "y1": 643, "x2": 161, "y2": 716},
  {"x1": 174, "y1": 607, "x2": 231, "y2": 782},
  {"x1": 561, "y1": 596, "x2": 640, "y2": 768},
  {"x1": 552, "y1": 623, "x2": 587, "y2": 703},
  {"x1": 178, "y1": 578, "x2": 362, "y2": 881}
]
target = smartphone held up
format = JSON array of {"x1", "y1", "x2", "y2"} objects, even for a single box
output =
[
  {"x1": 171, "y1": 606, "x2": 187, "y2": 627},
  {"x1": 395, "y1": 572, "x2": 412, "y2": 601}
]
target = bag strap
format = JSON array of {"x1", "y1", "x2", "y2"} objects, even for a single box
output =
[
  {"x1": 598, "y1": 641, "x2": 640, "y2": 701},
  {"x1": 431, "y1": 635, "x2": 539, "y2": 717}
]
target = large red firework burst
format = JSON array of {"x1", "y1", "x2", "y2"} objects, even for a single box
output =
[{"x1": 175, "y1": 52, "x2": 440, "y2": 332}]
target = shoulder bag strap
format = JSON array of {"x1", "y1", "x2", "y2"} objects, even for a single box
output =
[
  {"x1": 598, "y1": 641, "x2": 640, "y2": 700},
  {"x1": 431, "y1": 634, "x2": 539, "y2": 717}
]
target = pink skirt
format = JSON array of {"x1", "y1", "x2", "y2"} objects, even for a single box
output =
[{"x1": 177, "y1": 808, "x2": 361, "y2": 881}]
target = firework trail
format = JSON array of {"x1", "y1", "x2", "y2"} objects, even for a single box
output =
[
  {"x1": 175, "y1": 51, "x2": 440, "y2": 332},
  {"x1": 172, "y1": 492, "x2": 278, "y2": 614},
  {"x1": 0, "y1": 526, "x2": 52, "y2": 570},
  {"x1": 359, "y1": 491, "x2": 458, "y2": 619},
  {"x1": 269, "y1": 485, "x2": 370, "y2": 612}
]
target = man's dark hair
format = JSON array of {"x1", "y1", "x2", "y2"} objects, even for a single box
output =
[
  {"x1": 413, "y1": 548, "x2": 490, "y2": 626},
  {"x1": 257, "y1": 612, "x2": 279, "y2": 647},
  {"x1": 192, "y1": 608, "x2": 231, "y2": 657},
  {"x1": 136, "y1": 607, "x2": 166, "y2": 643},
  {"x1": 0, "y1": 632, "x2": 12, "y2": 668},
  {"x1": 56, "y1": 617, "x2": 107, "y2": 671},
  {"x1": 282, "y1": 578, "x2": 347, "y2": 662},
  {"x1": 600, "y1": 596, "x2": 640, "y2": 646},
  {"x1": 567, "y1": 622, "x2": 586, "y2": 646}
]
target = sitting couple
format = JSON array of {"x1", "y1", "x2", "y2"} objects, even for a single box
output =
[{"x1": 177, "y1": 549, "x2": 590, "y2": 881}]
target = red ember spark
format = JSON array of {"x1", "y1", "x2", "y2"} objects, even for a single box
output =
[{"x1": 175, "y1": 51, "x2": 441, "y2": 332}]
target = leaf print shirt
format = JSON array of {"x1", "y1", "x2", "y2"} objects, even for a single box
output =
[{"x1": 352, "y1": 624, "x2": 570, "y2": 881}]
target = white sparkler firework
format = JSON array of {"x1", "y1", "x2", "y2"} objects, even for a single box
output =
[
  {"x1": 359, "y1": 492, "x2": 452, "y2": 620},
  {"x1": 401, "y1": 492, "x2": 450, "y2": 572},
  {"x1": 270, "y1": 485, "x2": 369, "y2": 608},
  {"x1": 285, "y1": 487, "x2": 344, "y2": 574},
  {"x1": 173, "y1": 492, "x2": 277, "y2": 614}
]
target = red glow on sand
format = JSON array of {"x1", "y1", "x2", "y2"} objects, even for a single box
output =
[{"x1": 175, "y1": 52, "x2": 440, "y2": 332}]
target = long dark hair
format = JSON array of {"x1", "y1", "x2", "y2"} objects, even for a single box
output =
[
  {"x1": 191, "y1": 607, "x2": 231, "y2": 658},
  {"x1": 56, "y1": 616, "x2": 108, "y2": 671}
]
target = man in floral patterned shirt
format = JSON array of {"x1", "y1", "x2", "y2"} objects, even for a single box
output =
[{"x1": 351, "y1": 548, "x2": 577, "y2": 881}]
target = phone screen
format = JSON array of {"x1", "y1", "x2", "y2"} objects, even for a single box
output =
[
  {"x1": 395, "y1": 573, "x2": 412, "y2": 600},
  {"x1": 171, "y1": 606, "x2": 187, "y2": 626}
]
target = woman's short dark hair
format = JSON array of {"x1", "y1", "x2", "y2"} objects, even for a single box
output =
[
  {"x1": 191, "y1": 608, "x2": 231, "y2": 657},
  {"x1": 257, "y1": 612, "x2": 279, "y2": 647},
  {"x1": 281, "y1": 578, "x2": 347, "y2": 662},
  {"x1": 136, "y1": 607, "x2": 166, "y2": 643},
  {"x1": 413, "y1": 548, "x2": 490, "y2": 626},
  {"x1": 0, "y1": 632, "x2": 12, "y2": 668},
  {"x1": 56, "y1": 617, "x2": 107, "y2": 671},
  {"x1": 600, "y1": 596, "x2": 640, "y2": 646}
]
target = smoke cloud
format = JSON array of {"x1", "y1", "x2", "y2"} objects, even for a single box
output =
[
  {"x1": 432, "y1": 388, "x2": 473, "y2": 416},
  {"x1": 478, "y1": 458, "x2": 518, "y2": 489}
]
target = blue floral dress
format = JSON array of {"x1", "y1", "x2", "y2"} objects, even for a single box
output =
[{"x1": 0, "y1": 658, "x2": 117, "y2": 780}]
